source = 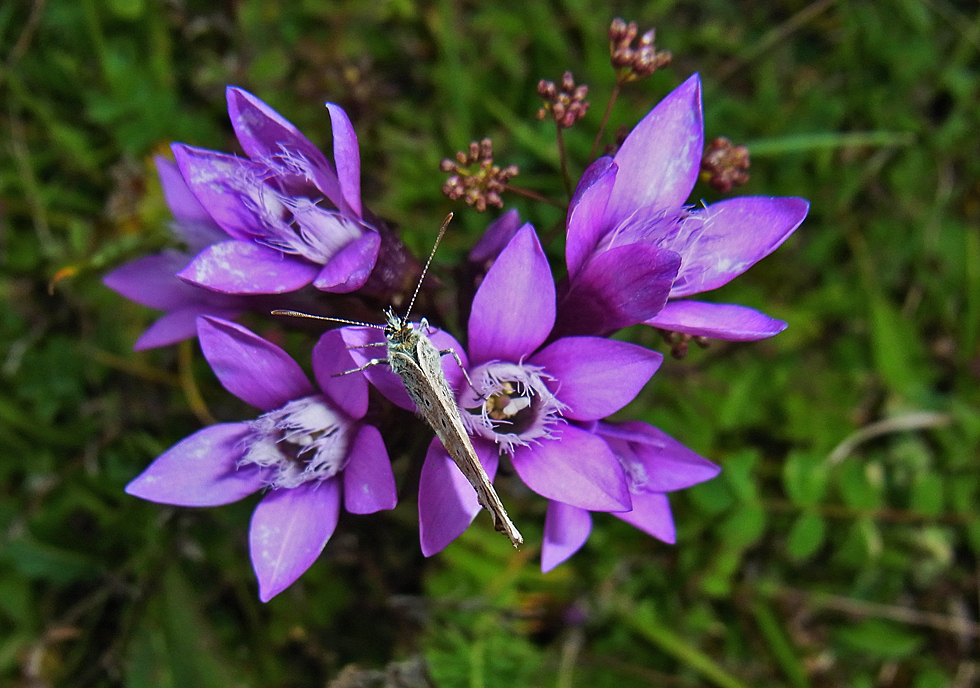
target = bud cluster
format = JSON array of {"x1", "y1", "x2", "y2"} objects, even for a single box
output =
[
  {"x1": 440, "y1": 138, "x2": 519, "y2": 212},
  {"x1": 700, "y1": 137, "x2": 751, "y2": 193},
  {"x1": 536, "y1": 72, "x2": 590, "y2": 129},
  {"x1": 609, "y1": 18, "x2": 672, "y2": 82}
]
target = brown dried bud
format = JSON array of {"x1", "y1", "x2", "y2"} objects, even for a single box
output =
[
  {"x1": 659, "y1": 329, "x2": 710, "y2": 360},
  {"x1": 440, "y1": 138, "x2": 519, "y2": 212},
  {"x1": 700, "y1": 137, "x2": 751, "y2": 193},
  {"x1": 537, "y1": 71, "x2": 590, "y2": 129},
  {"x1": 609, "y1": 18, "x2": 671, "y2": 83}
]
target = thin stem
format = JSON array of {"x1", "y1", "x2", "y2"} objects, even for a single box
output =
[
  {"x1": 589, "y1": 82, "x2": 621, "y2": 161},
  {"x1": 555, "y1": 123, "x2": 572, "y2": 199}
]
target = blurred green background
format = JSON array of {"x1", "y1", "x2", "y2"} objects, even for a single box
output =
[{"x1": 2, "y1": 0, "x2": 979, "y2": 686}]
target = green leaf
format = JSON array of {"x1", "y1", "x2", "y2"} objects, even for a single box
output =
[
  {"x1": 836, "y1": 619, "x2": 925, "y2": 659},
  {"x1": 783, "y1": 451, "x2": 830, "y2": 507},
  {"x1": 786, "y1": 512, "x2": 826, "y2": 562},
  {"x1": 719, "y1": 504, "x2": 767, "y2": 550},
  {"x1": 909, "y1": 472, "x2": 943, "y2": 516},
  {"x1": 838, "y1": 460, "x2": 884, "y2": 510}
]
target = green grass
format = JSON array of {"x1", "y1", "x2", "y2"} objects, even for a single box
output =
[{"x1": 1, "y1": 0, "x2": 979, "y2": 686}]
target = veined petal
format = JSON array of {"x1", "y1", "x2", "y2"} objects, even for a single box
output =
[
  {"x1": 226, "y1": 86, "x2": 344, "y2": 209},
  {"x1": 669, "y1": 196, "x2": 809, "y2": 298},
  {"x1": 312, "y1": 329, "x2": 367, "y2": 419},
  {"x1": 125, "y1": 423, "x2": 267, "y2": 506},
  {"x1": 312, "y1": 231, "x2": 380, "y2": 293},
  {"x1": 468, "y1": 224, "x2": 555, "y2": 365},
  {"x1": 134, "y1": 306, "x2": 241, "y2": 351},
  {"x1": 541, "y1": 501, "x2": 592, "y2": 573},
  {"x1": 566, "y1": 157, "x2": 617, "y2": 279},
  {"x1": 555, "y1": 244, "x2": 680, "y2": 337},
  {"x1": 596, "y1": 420, "x2": 721, "y2": 492},
  {"x1": 171, "y1": 144, "x2": 265, "y2": 241},
  {"x1": 646, "y1": 300, "x2": 787, "y2": 341},
  {"x1": 325, "y1": 103, "x2": 362, "y2": 219},
  {"x1": 178, "y1": 240, "x2": 319, "y2": 294},
  {"x1": 342, "y1": 424, "x2": 396, "y2": 514},
  {"x1": 510, "y1": 427, "x2": 630, "y2": 512},
  {"x1": 198, "y1": 316, "x2": 314, "y2": 411},
  {"x1": 156, "y1": 156, "x2": 215, "y2": 228},
  {"x1": 530, "y1": 337, "x2": 662, "y2": 421},
  {"x1": 605, "y1": 74, "x2": 703, "y2": 227},
  {"x1": 250, "y1": 480, "x2": 340, "y2": 602},
  {"x1": 614, "y1": 491, "x2": 676, "y2": 543},
  {"x1": 419, "y1": 438, "x2": 499, "y2": 556}
]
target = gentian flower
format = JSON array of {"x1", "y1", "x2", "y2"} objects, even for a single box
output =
[
  {"x1": 541, "y1": 420, "x2": 720, "y2": 571},
  {"x1": 103, "y1": 157, "x2": 251, "y2": 349},
  {"x1": 342, "y1": 224, "x2": 667, "y2": 567},
  {"x1": 557, "y1": 73, "x2": 810, "y2": 341},
  {"x1": 125, "y1": 317, "x2": 395, "y2": 601},
  {"x1": 172, "y1": 87, "x2": 382, "y2": 295}
]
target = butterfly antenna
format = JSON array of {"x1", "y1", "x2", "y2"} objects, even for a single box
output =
[
  {"x1": 403, "y1": 212, "x2": 453, "y2": 321},
  {"x1": 271, "y1": 310, "x2": 384, "y2": 329}
]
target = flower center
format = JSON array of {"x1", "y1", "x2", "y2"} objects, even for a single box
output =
[
  {"x1": 458, "y1": 361, "x2": 566, "y2": 455},
  {"x1": 240, "y1": 395, "x2": 352, "y2": 489}
]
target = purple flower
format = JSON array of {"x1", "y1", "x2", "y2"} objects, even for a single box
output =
[
  {"x1": 342, "y1": 225, "x2": 667, "y2": 567},
  {"x1": 541, "y1": 420, "x2": 720, "y2": 571},
  {"x1": 171, "y1": 87, "x2": 381, "y2": 295},
  {"x1": 125, "y1": 317, "x2": 395, "y2": 601},
  {"x1": 557, "y1": 73, "x2": 810, "y2": 341},
  {"x1": 103, "y1": 157, "x2": 251, "y2": 349}
]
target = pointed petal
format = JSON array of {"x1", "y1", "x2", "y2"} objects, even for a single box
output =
[
  {"x1": 312, "y1": 230, "x2": 380, "y2": 293},
  {"x1": 198, "y1": 316, "x2": 314, "y2": 411},
  {"x1": 605, "y1": 74, "x2": 703, "y2": 225},
  {"x1": 511, "y1": 427, "x2": 630, "y2": 511},
  {"x1": 468, "y1": 224, "x2": 555, "y2": 364},
  {"x1": 419, "y1": 438, "x2": 499, "y2": 556},
  {"x1": 155, "y1": 156, "x2": 215, "y2": 228},
  {"x1": 614, "y1": 491, "x2": 676, "y2": 543},
  {"x1": 342, "y1": 424, "x2": 396, "y2": 514},
  {"x1": 541, "y1": 501, "x2": 592, "y2": 573},
  {"x1": 312, "y1": 329, "x2": 367, "y2": 419},
  {"x1": 555, "y1": 244, "x2": 680, "y2": 337},
  {"x1": 670, "y1": 196, "x2": 809, "y2": 297},
  {"x1": 178, "y1": 240, "x2": 319, "y2": 294},
  {"x1": 646, "y1": 300, "x2": 787, "y2": 341},
  {"x1": 104, "y1": 253, "x2": 196, "y2": 309},
  {"x1": 470, "y1": 209, "x2": 522, "y2": 264},
  {"x1": 597, "y1": 420, "x2": 720, "y2": 492},
  {"x1": 171, "y1": 144, "x2": 266, "y2": 241},
  {"x1": 566, "y1": 157, "x2": 617, "y2": 278},
  {"x1": 530, "y1": 337, "x2": 662, "y2": 421},
  {"x1": 125, "y1": 423, "x2": 267, "y2": 506},
  {"x1": 134, "y1": 306, "x2": 241, "y2": 351},
  {"x1": 250, "y1": 480, "x2": 340, "y2": 602},
  {"x1": 325, "y1": 103, "x2": 362, "y2": 218},
  {"x1": 225, "y1": 86, "x2": 344, "y2": 206}
]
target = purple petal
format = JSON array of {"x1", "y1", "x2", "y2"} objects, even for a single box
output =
[
  {"x1": 555, "y1": 244, "x2": 680, "y2": 337},
  {"x1": 134, "y1": 306, "x2": 241, "y2": 351},
  {"x1": 419, "y1": 438, "x2": 499, "y2": 556},
  {"x1": 342, "y1": 424, "x2": 396, "y2": 514},
  {"x1": 541, "y1": 501, "x2": 592, "y2": 573},
  {"x1": 566, "y1": 157, "x2": 617, "y2": 279},
  {"x1": 470, "y1": 209, "x2": 523, "y2": 264},
  {"x1": 156, "y1": 157, "x2": 215, "y2": 228},
  {"x1": 225, "y1": 87, "x2": 344, "y2": 209},
  {"x1": 250, "y1": 480, "x2": 340, "y2": 602},
  {"x1": 510, "y1": 427, "x2": 630, "y2": 511},
  {"x1": 198, "y1": 316, "x2": 314, "y2": 411},
  {"x1": 669, "y1": 196, "x2": 809, "y2": 298},
  {"x1": 312, "y1": 230, "x2": 380, "y2": 293},
  {"x1": 171, "y1": 144, "x2": 266, "y2": 241},
  {"x1": 614, "y1": 491, "x2": 676, "y2": 543},
  {"x1": 179, "y1": 240, "x2": 319, "y2": 294},
  {"x1": 125, "y1": 423, "x2": 267, "y2": 506},
  {"x1": 646, "y1": 300, "x2": 787, "y2": 341},
  {"x1": 325, "y1": 103, "x2": 362, "y2": 219},
  {"x1": 605, "y1": 74, "x2": 703, "y2": 226},
  {"x1": 104, "y1": 253, "x2": 197, "y2": 309},
  {"x1": 530, "y1": 337, "x2": 662, "y2": 421},
  {"x1": 468, "y1": 224, "x2": 555, "y2": 365},
  {"x1": 596, "y1": 420, "x2": 721, "y2": 492},
  {"x1": 312, "y1": 329, "x2": 367, "y2": 419}
]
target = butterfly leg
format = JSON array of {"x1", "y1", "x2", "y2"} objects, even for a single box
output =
[
  {"x1": 334, "y1": 357, "x2": 390, "y2": 377},
  {"x1": 439, "y1": 348, "x2": 485, "y2": 400}
]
